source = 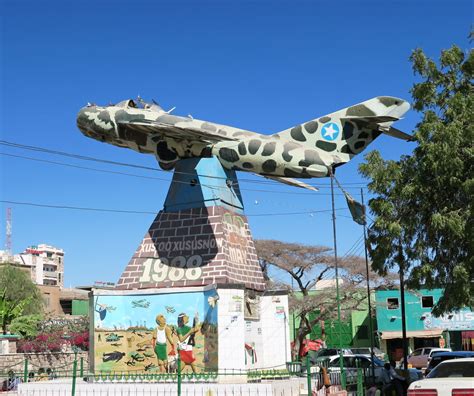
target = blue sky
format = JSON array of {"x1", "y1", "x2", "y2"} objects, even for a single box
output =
[{"x1": 0, "y1": 0, "x2": 471, "y2": 286}]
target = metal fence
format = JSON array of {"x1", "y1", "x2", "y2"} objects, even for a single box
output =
[{"x1": 1, "y1": 355, "x2": 371, "y2": 396}]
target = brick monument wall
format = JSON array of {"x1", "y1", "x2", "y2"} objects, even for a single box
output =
[{"x1": 117, "y1": 206, "x2": 265, "y2": 291}]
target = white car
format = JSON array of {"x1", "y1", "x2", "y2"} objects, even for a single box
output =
[
  {"x1": 350, "y1": 347, "x2": 386, "y2": 361},
  {"x1": 407, "y1": 347, "x2": 452, "y2": 369},
  {"x1": 408, "y1": 357, "x2": 474, "y2": 395}
]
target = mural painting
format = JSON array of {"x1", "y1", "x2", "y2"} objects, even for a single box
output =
[{"x1": 93, "y1": 290, "x2": 218, "y2": 373}]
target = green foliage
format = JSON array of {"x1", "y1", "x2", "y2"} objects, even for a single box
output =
[
  {"x1": 0, "y1": 292, "x2": 31, "y2": 334},
  {"x1": 359, "y1": 43, "x2": 473, "y2": 314},
  {"x1": 9, "y1": 314, "x2": 43, "y2": 338},
  {"x1": 0, "y1": 264, "x2": 44, "y2": 333},
  {"x1": 38, "y1": 315, "x2": 89, "y2": 334}
]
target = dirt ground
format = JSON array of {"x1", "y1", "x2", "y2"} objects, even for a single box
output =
[{"x1": 94, "y1": 325, "x2": 218, "y2": 373}]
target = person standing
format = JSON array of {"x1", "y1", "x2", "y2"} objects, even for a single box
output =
[
  {"x1": 152, "y1": 314, "x2": 174, "y2": 373},
  {"x1": 176, "y1": 313, "x2": 200, "y2": 373},
  {"x1": 381, "y1": 362, "x2": 406, "y2": 396}
]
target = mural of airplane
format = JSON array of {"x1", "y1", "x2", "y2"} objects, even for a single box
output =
[
  {"x1": 77, "y1": 96, "x2": 411, "y2": 191},
  {"x1": 165, "y1": 306, "x2": 176, "y2": 314},
  {"x1": 131, "y1": 299, "x2": 150, "y2": 308}
]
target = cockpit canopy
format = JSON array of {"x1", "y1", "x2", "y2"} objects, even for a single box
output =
[{"x1": 114, "y1": 98, "x2": 163, "y2": 111}]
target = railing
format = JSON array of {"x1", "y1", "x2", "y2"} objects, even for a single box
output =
[{"x1": 2, "y1": 355, "x2": 377, "y2": 396}]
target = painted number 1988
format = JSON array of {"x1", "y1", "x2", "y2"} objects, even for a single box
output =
[{"x1": 139, "y1": 256, "x2": 203, "y2": 283}]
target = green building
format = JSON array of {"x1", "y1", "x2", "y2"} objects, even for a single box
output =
[
  {"x1": 289, "y1": 289, "x2": 377, "y2": 349},
  {"x1": 375, "y1": 289, "x2": 474, "y2": 361}
]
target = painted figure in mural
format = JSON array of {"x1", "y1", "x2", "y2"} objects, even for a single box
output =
[
  {"x1": 94, "y1": 298, "x2": 116, "y2": 328},
  {"x1": 152, "y1": 314, "x2": 175, "y2": 373},
  {"x1": 77, "y1": 96, "x2": 411, "y2": 192},
  {"x1": 102, "y1": 351, "x2": 126, "y2": 363},
  {"x1": 177, "y1": 313, "x2": 200, "y2": 373}
]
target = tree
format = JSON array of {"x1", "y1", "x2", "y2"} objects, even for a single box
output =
[
  {"x1": 359, "y1": 42, "x2": 473, "y2": 314},
  {"x1": 254, "y1": 240, "x2": 389, "y2": 359},
  {"x1": 9, "y1": 314, "x2": 42, "y2": 338},
  {"x1": 0, "y1": 264, "x2": 44, "y2": 334}
]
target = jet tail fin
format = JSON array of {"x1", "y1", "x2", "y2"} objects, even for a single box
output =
[{"x1": 274, "y1": 96, "x2": 411, "y2": 162}]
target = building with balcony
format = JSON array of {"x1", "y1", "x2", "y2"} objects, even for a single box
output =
[
  {"x1": 0, "y1": 244, "x2": 88, "y2": 317},
  {"x1": 0, "y1": 244, "x2": 64, "y2": 287}
]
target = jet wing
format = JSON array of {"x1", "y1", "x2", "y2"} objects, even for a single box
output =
[
  {"x1": 259, "y1": 175, "x2": 319, "y2": 192},
  {"x1": 116, "y1": 120, "x2": 237, "y2": 144}
]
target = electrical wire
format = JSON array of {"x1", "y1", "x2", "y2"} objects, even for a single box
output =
[
  {"x1": 0, "y1": 152, "x2": 354, "y2": 196},
  {"x1": 0, "y1": 199, "x2": 348, "y2": 218},
  {"x1": 0, "y1": 140, "x2": 369, "y2": 190}
]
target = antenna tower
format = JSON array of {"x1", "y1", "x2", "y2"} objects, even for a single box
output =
[{"x1": 5, "y1": 208, "x2": 12, "y2": 258}]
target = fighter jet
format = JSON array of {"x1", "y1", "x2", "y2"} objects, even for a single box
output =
[{"x1": 76, "y1": 97, "x2": 411, "y2": 191}]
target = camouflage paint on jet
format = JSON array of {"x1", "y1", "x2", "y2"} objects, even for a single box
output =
[{"x1": 77, "y1": 96, "x2": 411, "y2": 190}]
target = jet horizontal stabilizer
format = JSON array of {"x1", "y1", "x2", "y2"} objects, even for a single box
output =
[
  {"x1": 381, "y1": 126, "x2": 415, "y2": 141},
  {"x1": 340, "y1": 115, "x2": 400, "y2": 123}
]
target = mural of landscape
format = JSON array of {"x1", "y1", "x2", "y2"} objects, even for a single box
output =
[{"x1": 92, "y1": 290, "x2": 218, "y2": 373}]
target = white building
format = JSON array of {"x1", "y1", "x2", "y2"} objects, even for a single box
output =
[{"x1": 0, "y1": 244, "x2": 64, "y2": 287}]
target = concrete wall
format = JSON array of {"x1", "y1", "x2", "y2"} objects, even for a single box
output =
[
  {"x1": 259, "y1": 294, "x2": 290, "y2": 369},
  {"x1": 38, "y1": 285, "x2": 63, "y2": 315},
  {"x1": 244, "y1": 293, "x2": 290, "y2": 370},
  {"x1": 217, "y1": 288, "x2": 246, "y2": 381}
]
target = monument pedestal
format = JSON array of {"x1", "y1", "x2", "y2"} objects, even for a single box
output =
[
  {"x1": 117, "y1": 157, "x2": 266, "y2": 291},
  {"x1": 90, "y1": 157, "x2": 289, "y2": 379}
]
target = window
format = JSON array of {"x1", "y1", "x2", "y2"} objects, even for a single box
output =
[
  {"x1": 422, "y1": 296, "x2": 434, "y2": 308},
  {"x1": 356, "y1": 356, "x2": 371, "y2": 369},
  {"x1": 60, "y1": 300, "x2": 72, "y2": 315},
  {"x1": 427, "y1": 361, "x2": 474, "y2": 378},
  {"x1": 387, "y1": 297, "x2": 399, "y2": 309},
  {"x1": 411, "y1": 349, "x2": 422, "y2": 356}
]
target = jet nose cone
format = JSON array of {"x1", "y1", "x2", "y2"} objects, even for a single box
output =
[
  {"x1": 76, "y1": 105, "x2": 118, "y2": 143},
  {"x1": 76, "y1": 106, "x2": 92, "y2": 134}
]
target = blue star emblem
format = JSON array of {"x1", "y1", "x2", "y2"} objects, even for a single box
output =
[{"x1": 321, "y1": 122, "x2": 340, "y2": 141}]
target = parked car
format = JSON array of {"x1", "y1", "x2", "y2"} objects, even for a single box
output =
[
  {"x1": 425, "y1": 351, "x2": 474, "y2": 375},
  {"x1": 408, "y1": 358, "x2": 474, "y2": 395},
  {"x1": 350, "y1": 347, "x2": 385, "y2": 361},
  {"x1": 311, "y1": 354, "x2": 384, "y2": 380},
  {"x1": 313, "y1": 354, "x2": 422, "y2": 385},
  {"x1": 315, "y1": 348, "x2": 353, "y2": 358},
  {"x1": 407, "y1": 347, "x2": 451, "y2": 369}
]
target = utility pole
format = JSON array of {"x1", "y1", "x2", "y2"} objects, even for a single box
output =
[
  {"x1": 291, "y1": 277, "x2": 298, "y2": 361},
  {"x1": 399, "y1": 250, "x2": 409, "y2": 370},
  {"x1": 361, "y1": 189, "x2": 376, "y2": 383},
  {"x1": 330, "y1": 174, "x2": 346, "y2": 389}
]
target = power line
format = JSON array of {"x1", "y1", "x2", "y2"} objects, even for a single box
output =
[
  {"x1": 0, "y1": 152, "x2": 354, "y2": 196},
  {"x1": 0, "y1": 199, "x2": 348, "y2": 218},
  {"x1": 0, "y1": 140, "x2": 369, "y2": 189}
]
